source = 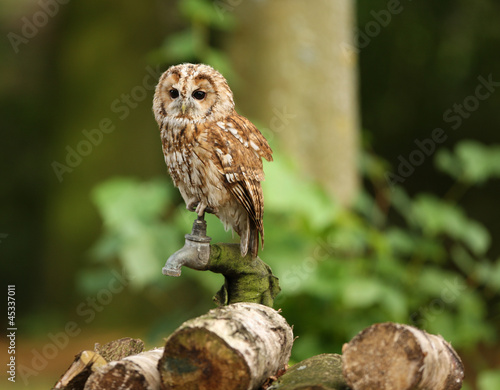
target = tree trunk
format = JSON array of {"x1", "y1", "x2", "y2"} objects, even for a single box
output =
[
  {"x1": 229, "y1": 0, "x2": 359, "y2": 205},
  {"x1": 341, "y1": 322, "x2": 464, "y2": 390},
  {"x1": 158, "y1": 302, "x2": 294, "y2": 390}
]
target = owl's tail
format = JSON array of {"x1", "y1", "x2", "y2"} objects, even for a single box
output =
[
  {"x1": 240, "y1": 217, "x2": 262, "y2": 258},
  {"x1": 218, "y1": 202, "x2": 263, "y2": 258}
]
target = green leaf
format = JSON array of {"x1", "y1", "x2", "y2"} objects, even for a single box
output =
[
  {"x1": 456, "y1": 141, "x2": 494, "y2": 184},
  {"x1": 359, "y1": 149, "x2": 391, "y2": 182},
  {"x1": 203, "y1": 49, "x2": 233, "y2": 83},
  {"x1": 478, "y1": 370, "x2": 500, "y2": 390},
  {"x1": 380, "y1": 285, "x2": 408, "y2": 320},
  {"x1": 180, "y1": 0, "x2": 235, "y2": 29},
  {"x1": 462, "y1": 220, "x2": 491, "y2": 256},
  {"x1": 486, "y1": 259, "x2": 500, "y2": 289},
  {"x1": 90, "y1": 233, "x2": 122, "y2": 261},
  {"x1": 390, "y1": 186, "x2": 415, "y2": 226},
  {"x1": 354, "y1": 190, "x2": 385, "y2": 227},
  {"x1": 386, "y1": 227, "x2": 415, "y2": 256},
  {"x1": 263, "y1": 153, "x2": 340, "y2": 231},
  {"x1": 92, "y1": 177, "x2": 172, "y2": 227},
  {"x1": 435, "y1": 141, "x2": 500, "y2": 184},
  {"x1": 411, "y1": 194, "x2": 464, "y2": 236},
  {"x1": 90, "y1": 178, "x2": 179, "y2": 288},
  {"x1": 120, "y1": 232, "x2": 162, "y2": 288},
  {"x1": 342, "y1": 278, "x2": 385, "y2": 308},
  {"x1": 157, "y1": 30, "x2": 197, "y2": 63},
  {"x1": 416, "y1": 267, "x2": 457, "y2": 297},
  {"x1": 76, "y1": 269, "x2": 120, "y2": 295},
  {"x1": 435, "y1": 148, "x2": 461, "y2": 179},
  {"x1": 410, "y1": 194, "x2": 490, "y2": 255}
]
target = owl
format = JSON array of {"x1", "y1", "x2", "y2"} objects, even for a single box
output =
[{"x1": 152, "y1": 63, "x2": 273, "y2": 258}]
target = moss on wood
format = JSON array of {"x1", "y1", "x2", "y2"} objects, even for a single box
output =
[
  {"x1": 208, "y1": 243, "x2": 280, "y2": 307},
  {"x1": 268, "y1": 354, "x2": 350, "y2": 390}
]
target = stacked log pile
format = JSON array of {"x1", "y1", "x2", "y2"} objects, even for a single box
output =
[{"x1": 53, "y1": 312, "x2": 463, "y2": 390}]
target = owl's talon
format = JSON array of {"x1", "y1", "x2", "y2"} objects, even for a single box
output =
[
  {"x1": 187, "y1": 200, "x2": 217, "y2": 216},
  {"x1": 186, "y1": 200, "x2": 199, "y2": 213},
  {"x1": 205, "y1": 206, "x2": 217, "y2": 214},
  {"x1": 195, "y1": 202, "x2": 206, "y2": 217}
]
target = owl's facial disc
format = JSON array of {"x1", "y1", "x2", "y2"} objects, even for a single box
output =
[{"x1": 161, "y1": 74, "x2": 218, "y2": 121}]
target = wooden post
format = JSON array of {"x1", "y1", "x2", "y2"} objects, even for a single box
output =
[
  {"x1": 158, "y1": 302, "x2": 293, "y2": 390},
  {"x1": 342, "y1": 322, "x2": 464, "y2": 390},
  {"x1": 208, "y1": 243, "x2": 281, "y2": 307}
]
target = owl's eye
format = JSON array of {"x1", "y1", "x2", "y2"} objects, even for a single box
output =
[
  {"x1": 169, "y1": 89, "x2": 179, "y2": 99},
  {"x1": 192, "y1": 90, "x2": 206, "y2": 100}
]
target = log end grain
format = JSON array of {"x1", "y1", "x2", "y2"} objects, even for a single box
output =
[
  {"x1": 342, "y1": 322, "x2": 464, "y2": 390},
  {"x1": 159, "y1": 327, "x2": 250, "y2": 389}
]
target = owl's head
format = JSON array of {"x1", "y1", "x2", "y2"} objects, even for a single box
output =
[{"x1": 153, "y1": 63, "x2": 235, "y2": 125}]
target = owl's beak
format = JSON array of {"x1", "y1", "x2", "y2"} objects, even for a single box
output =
[{"x1": 181, "y1": 102, "x2": 187, "y2": 114}]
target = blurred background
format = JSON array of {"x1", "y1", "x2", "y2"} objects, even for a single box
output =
[{"x1": 1, "y1": 0, "x2": 500, "y2": 388}]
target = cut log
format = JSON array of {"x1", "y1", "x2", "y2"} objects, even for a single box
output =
[
  {"x1": 267, "y1": 353, "x2": 350, "y2": 390},
  {"x1": 53, "y1": 337, "x2": 147, "y2": 390},
  {"x1": 53, "y1": 350, "x2": 107, "y2": 390},
  {"x1": 342, "y1": 322, "x2": 464, "y2": 390},
  {"x1": 158, "y1": 302, "x2": 294, "y2": 390},
  {"x1": 84, "y1": 348, "x2": 164, "y2": 390}
]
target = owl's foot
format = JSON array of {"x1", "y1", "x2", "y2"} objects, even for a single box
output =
[{"x1": 186, "y1": 201, "x2": 217, "y2": 216}]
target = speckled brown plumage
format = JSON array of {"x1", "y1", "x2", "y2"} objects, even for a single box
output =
[{"x1": 153, "y1": 63, "x2": 272, "y2": 257}]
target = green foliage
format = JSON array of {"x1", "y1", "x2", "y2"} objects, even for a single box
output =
[
  {"x1": 402, "y1": 192, "x2": 490, "y2": 256},
  {"x1": 436, "y1": 140, "x2": 500, "y2": 185},
  {"x1": 89, "y1": 178, "x2": 183, "y2": 288},
  {"x1": 90, "y1": 141, "x2": 500, "y2": 389},
  {"x1": 478, "y1": 370, "x2": 500, "y2": 390},
  {"x1": 149, "y1": 0, "x2": 234, "y2": 78}
]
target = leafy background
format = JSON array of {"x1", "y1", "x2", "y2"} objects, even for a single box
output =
[{"x1": 1, "y1": 0, "x2": 500, "y2": 389}]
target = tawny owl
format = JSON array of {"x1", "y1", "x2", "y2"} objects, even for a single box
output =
[{"x1": 152, "y1": 63, "x2": 273, "y2": 258}]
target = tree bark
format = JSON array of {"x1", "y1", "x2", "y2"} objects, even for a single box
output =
[
  {"x1": 341, "y1": 322, "x2": 464, "y2": 390},
  {"x1": 268, "y1": 354, "x2": 350, "y2": 390},
  {"x1": 84, "y1": 348, "x2": 164, "y2": 390},
  {"x1": 158, "y1": 302, "x2": 294, "y2": 390},
  {"x1": 230, "y1": 0, "x2": 359, "y2": 205},
  {"x1": 94, "y1": 337, "x2": 145, "y2": 362}
]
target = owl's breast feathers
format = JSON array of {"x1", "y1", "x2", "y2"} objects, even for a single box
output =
[{"x1": 162, "y1": 112, "x2": 273, "y2": 239}]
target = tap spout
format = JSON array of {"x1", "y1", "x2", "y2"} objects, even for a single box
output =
[{"x1": 162, "y1": 216, "x2": 212, "y2": 277}]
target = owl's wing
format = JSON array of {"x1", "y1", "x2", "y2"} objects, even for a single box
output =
[{"x1": 209, "y1": 113, "x2": 273, "y2": 242}]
